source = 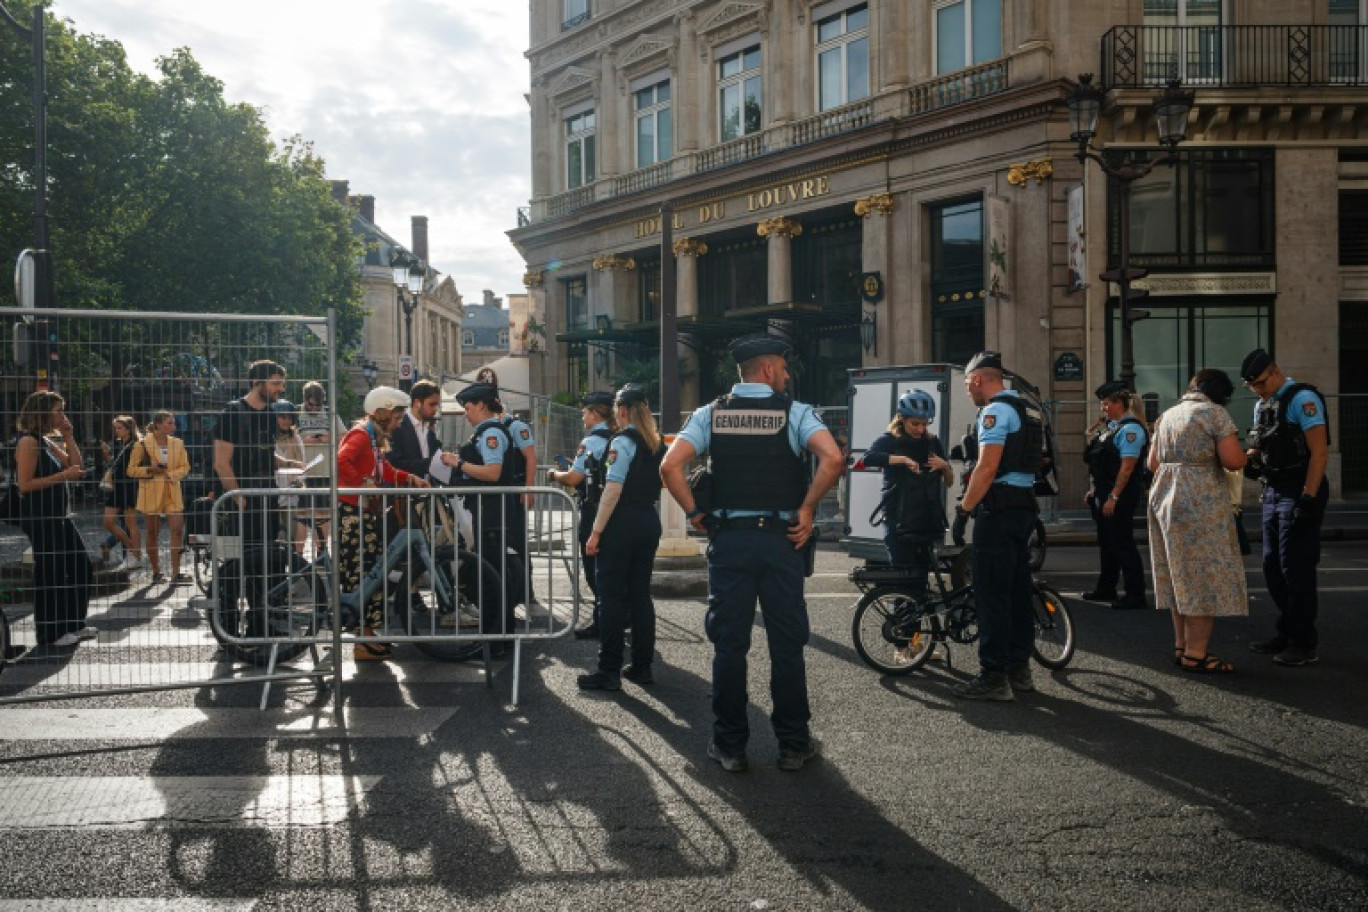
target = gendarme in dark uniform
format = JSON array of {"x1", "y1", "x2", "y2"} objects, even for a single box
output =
[
  {"x1": 955, "y1": 351, "x2": 1043, "y2": 701},
  {"x1": 1241, "y1": 348, "x2": 1329, "y2": 667},
  {"x1": 1082, "y1": 380, "x2": 1149, "y2": 610},
  {"x1": 660, "y1": 334, "x2": 843, "y2": 773},
  {"x1": 548, "y1": 391, "x2": 615, "y2": 639}
]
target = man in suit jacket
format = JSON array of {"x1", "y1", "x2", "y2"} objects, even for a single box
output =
[{"x1": 386, "y1": 379, "x2": 451, "y2": 484}]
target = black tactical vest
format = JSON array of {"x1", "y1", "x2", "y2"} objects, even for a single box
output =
[
  {"x1": 708, "y1": 393, "x2": 808, "y2": 512},
  {"x1": 990, "y1": 393, "x2": 1045, "y2": 479},
  {"x1": 609, "y1": 427, "x2": 662, "y2": 508},
  {"x1": 579, "y1": 427, "x2": 613, "y2": 506},
  {"x1": 460, "y1": 421, "x2": 518, "y2": 530},
  {"x1": 500, "y1": 417, "x2": 529, "y2": 485},
  {"x1": 1083, "y1": 417, "x2": 1146, "y2": 492},
  {"x1": 1253, "y1": 382, "x2": 1329, "y2": 490},
  {"x1": 886, "y1": 436, "x2": 947, "y2": 539}
]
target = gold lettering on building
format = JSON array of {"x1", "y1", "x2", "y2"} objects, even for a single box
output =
[
  {"x1": 747, "y1": 174, "x2": 831, "y2": 212},
  {"x1": 699, "y1": 202, "x2": 724, "y2": 223},
  {"x1": 634, "y1": 212, "x2": 686, "y2": 238}
]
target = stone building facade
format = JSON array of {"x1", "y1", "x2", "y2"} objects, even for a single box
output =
[{"x1": 509, "y1": 1, "x2": 1368, "y2": 500}]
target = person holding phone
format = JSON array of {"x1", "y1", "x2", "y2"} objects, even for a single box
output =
[
  {"x1": 548, "y1": 391, "x2": 617, "y2": 639},
  {"x1": 128, "y1": 411, "x2": 191, "y2": 584}
]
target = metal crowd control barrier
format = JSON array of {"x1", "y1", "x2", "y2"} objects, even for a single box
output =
[
  {"x1": 0, "y1": 306, "x2": 339, "y2": 706},
  {"x1": 199, "y1": 485, "x2": 580, "y2": 707}
]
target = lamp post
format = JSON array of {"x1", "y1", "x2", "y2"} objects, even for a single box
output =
[
  {"x1": 1, "y1": 1, "x2": 51, "y2": 310},
  {"x1": 361, "y1": 359, "x2": 378, "y2": 389},
  {"x1": 389, "y1": 248, "x2": 425, "y2": 391},
  {"x1": 1067, "y1": 73, "x2": 1193, "y2": 393}
]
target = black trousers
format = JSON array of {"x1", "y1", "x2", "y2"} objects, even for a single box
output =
[
  {"x1": 20, "y1": 514, "x2": 92, "y2": 645},
  {"x1": 1089, "y1": 489, "x2": 1145, "y2": 598},
  {"x1": 595, "y1": 504, "x2": 659, "y2": 673},
  {"x1": 577, "y1": 502, "x2": 601, "y2": 625},
  {"x1": 1261, "y1": 482, "x2": 1327, "y2": 647},
  {"x1": 971, "y1": 501, "x2": 1037, "y2": 676}
]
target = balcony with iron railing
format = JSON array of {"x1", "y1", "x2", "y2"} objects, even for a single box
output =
[
  {"x1": 1103, "y1": 24, "x2": 1368, "y2": 89},
  {"x1": 521, "y1": 55, "x2": 1017, "y2": 227}
]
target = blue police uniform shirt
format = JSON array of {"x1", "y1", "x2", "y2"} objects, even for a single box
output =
[
  {"x1": 570, "y1": 421, "x2": 610, "y2": 474},
  {"x1": 471, "y1": 418, "x2": 508, "y2": 470},
  {"x1": 977, "y1": 390, "x2": 1034, "y2": 488},
  {"x1": 604, "y1": 424, "x2": 640, "y2": 485},
  {"x1": 1253, "y1": 378, "x2": 1327, "y2": 433},
  {"x1": 677, "y1": 381, "x2": 826, "y2": 519},
  {"x1": 505, "y1": 416, "x2": 536, "y2": 450},
  {"x1": 1110, "y1": 419, "x2": 1148, "y2": 460}
]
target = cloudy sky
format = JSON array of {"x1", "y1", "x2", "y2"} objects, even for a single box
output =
[{"x1": 50, "y1": 0, "x2": 532, "y2": 304}]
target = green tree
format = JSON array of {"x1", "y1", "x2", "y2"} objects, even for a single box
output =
[{"x1": 0, "y1": 1, "x2": 364, "y2": 344}]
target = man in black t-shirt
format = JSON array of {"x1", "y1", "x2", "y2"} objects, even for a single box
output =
[{"x1": 214, "y1": 360, "x2": 286, "y2": 545}]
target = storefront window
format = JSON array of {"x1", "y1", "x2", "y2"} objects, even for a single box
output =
[
  {"x1": 1109, "y1": 301, "x2": 1270, "y2": 421},
  {"x1": 697, "y1": 236, "x2": 767, "y2": 317},
  {"x1": 637, "y1": 257, "x2": 661, "y2": 323},
  {"x1": 929, "y1": 198, "x2": 985, "y2": 364},
  {"x1": 563, "y1": 276, "x2": 588, "y2": 331}
]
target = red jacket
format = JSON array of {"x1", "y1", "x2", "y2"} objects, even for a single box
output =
[{"x1": 337, "y1": 425, "x2": 410, "y2": 506}]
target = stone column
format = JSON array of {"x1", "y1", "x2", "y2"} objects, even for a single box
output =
[
  {"x1": 677, "y1": 11, "x2": 699, "y2": 153},
  {"x1": 881, "y1": 0, "x2": 911, "y2": 89},
  {"x1": 530, "y1": 80, "x2": 552, "y2": 199},
  {"x1": 673, "y1": 237, "x2": 708, "y2": 410},
  {"x1": 856, "y1": 193, "x2": 895, "y2": 366},
  {"x1": 522, "y1": 269, "x2": 548, "y2": 397},
  {"x1": 758, "y1": 216, "x2": 802, "y2": 304},
  {"x1": 597, "y1": 51, "x2": 619, "y2": 178}
]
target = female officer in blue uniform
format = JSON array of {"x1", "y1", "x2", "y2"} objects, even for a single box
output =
[
  {"x1": 863, "y1": 390, "x2": 953, "y2": 599},
  {"x1": 548, "y1": 391, "x2": 617, "y2": 639},
  {"x1": 577, "y1": 385, "x2": 664, "y2": 691},
  {"x1": 1082, "y1": 380, "x2": 1149, "y2": 610}
]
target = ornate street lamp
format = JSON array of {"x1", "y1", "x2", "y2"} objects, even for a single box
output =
[
  {"x1": 859, "y1": 310, "x2": 877, "y2": 356},
  {"x1": 361, "y1": 358, "x2": 379, "y2": 389},
  {"x1": 1067, "y1": 73, "x2": 1194, "y2": 392},
  {"x1": 389, "y1": 248, "x2": 425, "y2": 390}
]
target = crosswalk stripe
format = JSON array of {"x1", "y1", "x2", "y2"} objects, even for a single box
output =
[
  {"x1": 0, "y1": 902, "x2": 257, "y2": 911},
  {"x1": 0, "y1": 706, "x2": 458, "y2": 740},
  {"x1": 0, "y1": 775, "x2": 379, "y2": 828}
]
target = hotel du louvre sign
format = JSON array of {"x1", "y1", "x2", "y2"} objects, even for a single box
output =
[{"x1": 633, "y1": 174, "x2": 834, "y2": 239}]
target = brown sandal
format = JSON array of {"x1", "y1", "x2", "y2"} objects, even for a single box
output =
[
  {"x1": 1180, "y1": 654, "x2": 1235, "y2": 674},
  {"x1": 1173, "y1": 648, "x2": 1184, "y2": 667}
]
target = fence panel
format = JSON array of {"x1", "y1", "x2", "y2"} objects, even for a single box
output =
[{"x1": 0, "y1": 306, "x2": 339, "y2": 704}]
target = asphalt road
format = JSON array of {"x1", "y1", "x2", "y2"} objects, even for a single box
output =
[{"x1": 0, "y1": 540, "x2": 1365, "y2": 911}]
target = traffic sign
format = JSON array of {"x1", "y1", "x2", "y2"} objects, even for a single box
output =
[{"x1": 397, "y1": 355, "x2": 415, "y2": 382}]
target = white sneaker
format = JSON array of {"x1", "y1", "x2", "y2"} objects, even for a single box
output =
[
  {"x1": 73, "y1": 626, "x2": 99, "y2": 641},
  {"x1": 119, "y1": 555, "x2": 142, "y2": 572},
  {"x1": 52, "y1": 632, "x2": 81, "y2": 647}
]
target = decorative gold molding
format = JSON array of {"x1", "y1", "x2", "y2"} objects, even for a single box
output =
[
  {"x1": 592, "y1": 253, "x2": 636, "y2": 271},
  {"x1": 756, "y1": 216, "x2": 803, "y2": 239},
  {"x1": 522, "y1": 270, "x2": 544, "y2": 288},
  {"x1": 672, "y1": 237, "x2": 708, "y2": 257},
  {"x1": 1006, "y1": 159, "x2": 1054, "y2": 187},
  {"x1": 854, "y1": 193, "x2": 895, "y2": 217}
]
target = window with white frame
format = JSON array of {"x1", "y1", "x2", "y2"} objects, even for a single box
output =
[
  {"x1": 462, "y1": 330, "x2": 475, "y2": 347},
  {"x1": 1329, "y1": 0, "x2": 1368, "y2": 81},
  {"x1": 563, "y1": 0, "x2": 590, "y2": 30},
  {"x1": 816, "y1": 3, "x2": 869, "y2": 111},
  {"x1": 1141, "y1": 0, "x2": 1222, "y2": 84},
  {"x1": 934, "y1": 0, "x2": 1002, "y2": 74},
  {"x1": 565, "y1": 109, "x2": 596, "y2": 189},
  {"x1": 634, "y1": 79, "x2": 672, "y2": 168},
  {"x1": 718, "y1": 45, "x2": 763, "y2": 141}
]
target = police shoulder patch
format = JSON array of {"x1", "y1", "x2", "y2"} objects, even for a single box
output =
[
  {"x1": 982, "y1": 414, "x2": 996, "y2": 430},
  {"x1": 520, "y1": 428, "x2": 530, "y2": 440},
  {"x1": 605, "y1": 449, "x2": 618, "y2": 465},
  {"x1": 576, "y1": 444, "x2": 586, "y2": 456},
  {"x1": 1302, "y1": 401, "x2": 1318, "y2": 417},
  {"x1": 485, "y1": 435, "x2": 500, "y2": 449},
  {"x1": 1125, "y1": 432, "x2": 1137, "y2": 443}
]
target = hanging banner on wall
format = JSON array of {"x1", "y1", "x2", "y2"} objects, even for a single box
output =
[
  {"x1": 1067, "y1": 185, "x2": 1087, "y2": 292},
  {"x1": 987, "y1": 195, "x2": 1011, "y2": 299}
]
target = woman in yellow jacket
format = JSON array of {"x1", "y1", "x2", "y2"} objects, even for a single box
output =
[{"x1": 127, "y1": 410, "x2": 191, "y2": 585}]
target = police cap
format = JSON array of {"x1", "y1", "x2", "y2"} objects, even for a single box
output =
[
  {"x1": 728, "y1": 333, "x2": 792, "y2": 364},
  {"x1": 965, "y1": 350, "x2": 1003, "y2": 374},
  {"x1": 580, "y1": 391, "x2": 615, "y2": 408},
  {"x1": 615, "y1": 384, "x2": 649, "y2": 407},
  {"x1": 454, "y1": 382, "x2": 498, "y2": 406},
  {"x1": 1240, "y1": 348, "x2": 1275, "y2": 383},
  {"x1": 1094, "y1": 380, "x2": 1130, "y2": 401}
]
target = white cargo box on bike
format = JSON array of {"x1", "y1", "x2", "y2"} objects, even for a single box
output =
[{"x1": 843, "y1": 363, "x2": 1058, "y2": 564}]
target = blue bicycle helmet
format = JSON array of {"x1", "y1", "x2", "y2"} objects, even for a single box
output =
[
  {"x1": 270, "y1": 399, "x2": 298, "y2": 421},
  {"x1": 896, "y1": 390, "x2": 936, "y2": 421}
]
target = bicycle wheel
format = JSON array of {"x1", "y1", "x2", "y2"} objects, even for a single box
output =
[
  {"x1": 210, "y1": 551, "x2": 320, "y2": 666},
  {"x1": 191, "y1": 543, "x2": 213, "y2": 597},
  {"x1": 1030, "y1": 582, "x2": 1075, "y2": 669},
  {"x1": 1027, "y1": 519, "x2": 1048, "y2": 573},
  {"x1": 409, "y1": 549, "x2": 502, "y2": 662},
  {"x1": 0, "y1": 609, "x2": 10, "y2": 676},
  {"x1": 851, "y1": 586, "x2": 936, "y2": 675}
]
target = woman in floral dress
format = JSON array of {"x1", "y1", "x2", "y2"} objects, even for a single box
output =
[{"x1": 1147, "y1": 369, "x2": 1249, "y2": 674}]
